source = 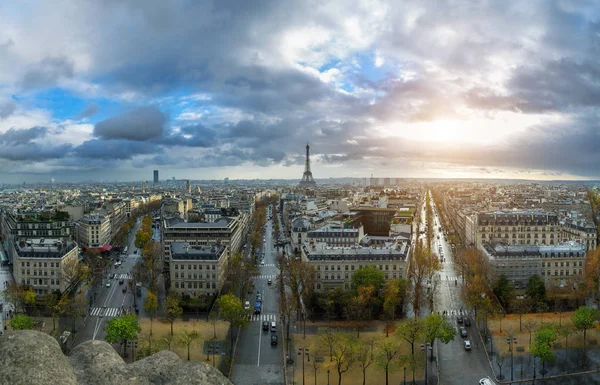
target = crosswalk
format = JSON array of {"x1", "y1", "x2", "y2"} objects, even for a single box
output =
[
  {"x1": 444, "y1": 276, "x2": 460, "y2": 282},
  {"x1": 257, "y1": 274, "x2": 277, "y2": 279},
  {"x1": 90, "y1": 307, "x2": 123, "y2": 317},
  {"x1": 444, "y1": 309, "x2": 475, "y2": 316},
  {"x1": 115, "y1": 273, "x2": 131, "y2": 280},
  {"x1": 259, "y1": 264, "x2": 277, "y2": 267},
  {"x1": 249, "y1": 313, "x2": 278, "y2": 322}
]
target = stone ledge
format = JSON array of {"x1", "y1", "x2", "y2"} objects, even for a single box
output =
[{"x1": 0, "y1": 331, "x2": 233, "y2": 385}]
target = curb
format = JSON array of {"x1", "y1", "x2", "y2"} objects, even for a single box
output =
[{"x1": 228, "y1": 325, "x2": 242, "y2": 379}]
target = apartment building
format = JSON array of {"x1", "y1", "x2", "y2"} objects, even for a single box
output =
[
  {"x1": 481, "y1": 241, "x2": 586, "y2": 288},
  {"x1": 169, "y1": 242, "x2": 229, "y2": 298},
  {"x1": 14, "y1": 239, "x2": 79, "y2": 295},
  {"x1": 301, "y1": 240, "x2": 409, "y2": 291},
  {"x1": 1, "y1": 210, "x2": 73, "y2": 264},
  {"x1": 476, "y1": 210, "x2": 596, "y2": 250},
  {"x1": 76, "y1": 214, "x2": 111, "y2": 250},
  {"x1": 307, "y1": 222, "x2": 364, "y2": 247},
  {"x1": 161, "y1": 215, "x2": 246, "y2": 289}
]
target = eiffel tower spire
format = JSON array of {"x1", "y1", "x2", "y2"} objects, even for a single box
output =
[{"x1": 298, "y1": 142, "x2": 317, "y2": 188}]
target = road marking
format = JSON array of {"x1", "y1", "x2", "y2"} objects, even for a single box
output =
[{"x1": 257, "y1": 314, "x2": 262, "y2": 366}]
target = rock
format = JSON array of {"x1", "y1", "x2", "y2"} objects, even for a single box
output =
[
  {"x1": 0, "y1": 331, "x2": 233, "y2": 385},
  {"x1": 0, "y1": 330, "x2": 77, "y2": 385}
]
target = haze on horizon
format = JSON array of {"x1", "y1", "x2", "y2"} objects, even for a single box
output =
[{"x1": 0, "y1": 1, "x2": 599, "y2": 184}]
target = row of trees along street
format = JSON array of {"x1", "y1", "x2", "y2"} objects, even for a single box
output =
[{"x1": 315, "y1": 311, "x2": 456, "y2": 385}]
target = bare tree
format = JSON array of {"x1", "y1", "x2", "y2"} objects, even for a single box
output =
[{"x1": 356, "y1": 340, "x2": 375, "y2": 385}]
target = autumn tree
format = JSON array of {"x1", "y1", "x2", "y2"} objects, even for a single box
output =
[
  {"x1": 351, "y1": 266, "x2": 385, "y2": 293},
  {"x1": 177, "y1": 329, "x2": 201, "y2": 361},
  {"x1": 382, "y1": 279, "x2": 408, "y2": 336},
  {"x1": 279, "y1": 256, "x2": 316, "y2": 318},
  {"x1": 133, "y1": 242, "x2": 163, "y2": 293},
  {"x1": 396, "y1": 318, "x2": 424, "y2": 365},
  {"x1": 44, "y1": 291, "x2": 61, "y2": 331},
  {"x1": 572, "y1": 306, "x2": 598, "y2": 365},
  {"x1": 408, "y1": 240, "x2": 440, "y2": 316},
  {"x1": 331, "y1": 333, "x2": 357, "y2": 385},
  {"x1": 318, "y1": 327, "x2": 340, "y2": 361},
  {"x1": 583, "y1": 248, "x2": 600, "y2": 308},
  {"x1": 375, "y1": 338, "x2": 401, "y2": 385},
  {"x1": 58, "y1": 293, "x2": 88, "y2": 332},
  {"x1": 144, "y1": 291, "x2": 159, "y2": 335},
  {"x1": 356, "y1": 339, "x2": 375, "y2": 385},
  {"x1": 215, "y1": 293, "x2": 249, "y2": 355},
  {"x1": 509, "y1": 298, "x2": 531, "y2": 332},
  {"x1": 493, "y1": 274, "x2": 514, "y2": 310},
  {"x1": 165, "y1": 293, "x2": 183, "y2": 336},
  {"x1": 344, "y1": 296, "x2": 367, "y2": 337}
]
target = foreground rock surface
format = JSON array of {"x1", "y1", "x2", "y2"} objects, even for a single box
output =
[{"x1": 0, "y1": 330, "x2": 233, "y2": 385}]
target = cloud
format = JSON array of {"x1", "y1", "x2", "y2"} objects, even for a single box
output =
[
  {"x1": 93, "y1": 106, "x2": 166, "y2": 141},
  {"x1": 73, "y1": 139, "x2": 161, "y2": 159},
  {"x1": 0, "y1": 126, "x2": 48, "y2": 144},
  {"x1": 0, "y1": 100, "x2": 16, "y2": 119},
  {"x1": 21, "y1": 56, "x2": 74, "y2": 89},
  {"x1": 76, "y1": 103, "x2": 99, "y2": 120}
]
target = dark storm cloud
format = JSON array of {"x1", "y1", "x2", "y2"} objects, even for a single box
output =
[
  {"x1": 76, "y1": 103, "x2": 99, "y2": 120},
  {"x1": 21, "y1": 56, "x2": 74, "y2": 89},
  {"x1": 158, "y1": 123, "x2": 217, "y2": 147},
  {"x1": 94, "y1": 106, "x2": 166, "y2": 141},
  {"x1": 0, "y1": 100, "x2": 16, "y2": 119},
  {"x1": 0, "y1": 126, "x2": 48, "y2": 145},
  {"x1": 73, "y1": 139, "x2": 161, "y2": 159}
]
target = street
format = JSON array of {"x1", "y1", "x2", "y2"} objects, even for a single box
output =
[
  {"x1": 231, "y1": 206, "x2": 285, "y2": 385},
  {"x1": 71, "y1": 217, "x2": 142, "y2": 347}
]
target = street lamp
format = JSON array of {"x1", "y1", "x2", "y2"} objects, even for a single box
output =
[
  {"x1": 403, "y1": 367, "x2": 406, "y2": 385},
  {"x1": 421, "y1": 342, "x2": 431, "y2": 385},
  {"x1": 327, "y1": 369, "x2": 330, "y2": 385},
  {"x1": 507, "y1": 334, "x2": 515, "y2": 382}
]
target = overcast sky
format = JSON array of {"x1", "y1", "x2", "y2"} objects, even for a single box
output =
[{"x1": 0, "y1": 0, "x2": 599, "y2": 183}]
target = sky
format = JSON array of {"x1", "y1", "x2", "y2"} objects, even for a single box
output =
[{"x1": 0, "y1": 0, "x2": 599, "y2": 183}]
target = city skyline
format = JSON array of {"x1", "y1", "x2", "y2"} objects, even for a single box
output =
[{"x1": 1, "y1": 1, "x2": 599, "y2": 183}]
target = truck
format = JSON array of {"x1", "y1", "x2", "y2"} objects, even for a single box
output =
[{"x1": 254, "y1": 301, "x2": 262, "y2": 314}]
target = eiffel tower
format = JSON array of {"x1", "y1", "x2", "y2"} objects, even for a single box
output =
[{"x1": 298, "y1": 143, "x2": 317, "y2": 188}]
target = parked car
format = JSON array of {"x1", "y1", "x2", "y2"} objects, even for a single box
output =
[
  {"x1": 457, "y1": 316, "x2": 463, "y2": 324},
  {"x1": 244, "y1": 301, "x2": 250, "y2": 310},
  {"x1": 459, "y1": 327, "x2": 467, "y2": 338},
  {"x1": 262, "y1": 321, "x2": 269, "y2": 331},
  {"x1": 109, "y1": 273, "x2": 115, "y2": 279},
  {"x1": 464, "y1": 340, "x2": 471, "y2": 350},
  {"x1": 271, "y1": 335, "x2": 278, "y2": 345},
  {"x1": 464, "y1": 318, "x2": 471, "y2": 327},
  {"x1": 479, "y1": 378, "x2": 496, "y2": 385},
  {"x1": 105, "y1": 282, "x2": 111, "y2": 288}
]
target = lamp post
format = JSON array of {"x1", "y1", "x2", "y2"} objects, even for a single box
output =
[
  {"x1": 327, "y1": 369, "x2": 330, "y2": 385},
  {"x1": 403, "y1": 367, "x2": 406, "y2": 385},
  {"x1": 421, "y1": 342, "x2": 431, "y2": 385},
  {"x1": 506, "y1": 334, "x2": 515, "y2": 382}
]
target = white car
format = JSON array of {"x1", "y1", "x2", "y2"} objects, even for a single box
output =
[
  {"x1": 261, "y1": 260, "x2": 265, "y2": 266},
  {"x1": 479, "y1": 378, "x2": 496, "y2": 385},
  {"x1": 244, "y1": 301, "x2": 250, "y2": 310},
  {"x1": 106, "y1": 282, "x2": 111, "y2": 288},
  {"x1": 464, "y1": 340, "x2": 471, "y2": 350}
]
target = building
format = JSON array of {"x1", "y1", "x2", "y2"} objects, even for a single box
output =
[
  {"x1": 481, "y1": 241, "x2": 586, "y2": 288},
  {"x1": 76, "y1": 214, "x2": 111, "y2": 251},
  {"x1": 154, "y1": 170, "x2": 159, "y2": 184},
  {"x1": 161, "y1": 216, "x2": 246, "y2": 290},
  {"x1": 476, "y1": 210, "x2": 596, "y2": 250},
  {"x1": 14, "y1": 238, "x2": 79, "y2": 296},
  {"x1": 307, "y1": 222, "x2": 364, "y2": 247},
  {"x1": 1, "y1": 210, "x2": 73, "y2": 265},
  {"x1": 301, "y1": 240, "x2": 409, "y2": 291},
  {"x1": 347, "y1": 207, "x2": 398, "y2": 236},
  {"x1": 169, "y1": 242, "x2": 229, "y2": 298},
  {"x1": 142, "y1": 180, "x2": 147, "y2": 193},
  {"x1": 186, "y1": 180, "x2": 191, "y2": 194}
]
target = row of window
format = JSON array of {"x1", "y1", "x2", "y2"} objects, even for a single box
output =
[
  {"x1": 174, "y1": 281, "x2": 216, "y2": 289},
  {"x1": 318, "y1": 272, "x2": 402, "y2": 280},
  {"x1": 20, "y1": 278, "x2": 59, "y2": 286},
  {"x1": 317, "y1": 264, "x2": 401, "y2": 271},
  {"x1": 21, "y1": 261, "x2": 60, "y2": 268},
  {"x1": 173, "y1": 264, "x2": 217, "y2": 270},
  {"x1": 18, "y1": 230, "x2": 67, "y2": 236},
  {"x1": 21, "y1": 269, "x2": 59, "y2": 276},
  {"x1": 541, "y1": 261, "x2": 583, "y2": 268},
  {"x1": 173, "y1": 273, "x2": 216, "y2": 279},
  {"x1": 481, "y1": 226, "x2": 555, "y2": 232},
  {"x1": 541, "y1": 269, "x2": 583, "y2": 276}
]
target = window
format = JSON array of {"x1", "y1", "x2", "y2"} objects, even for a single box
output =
[{"x1": 175, "y1": 282, "x2": 180, "y2": 288}]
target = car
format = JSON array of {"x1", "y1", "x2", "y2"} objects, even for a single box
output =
[
  {"x1": 244, "y1": 301, "x2": 250, "y2": 310},
  {"x1": 257, "y1": 294, "x2": 262, "y2": 302},
  {"x1": 119, "y1": 279, "x2": 124, "y2": 285},
  {"x1": 134, "y1": 249, "x2": 137, "y2": 254},
  {"x1": 262, "y1": 321, "x2": 269, "y2": 331},
  {"x1": 464, "y1": 318, "x2": 471, "y2": 327},
  {"x1": 457, "y1": 316, "x2": 463, "y2": 324},
  {"x1": 109, "y1": 273, "x2": 115, "y2": 279},
  {"x1": 106, "y1": 282, "x2": 111, "y2": 288},
  {"x1": 479, "y1": 378, "x2": 497, "y2": 385},
  {"x1": 464, "y1": 340, "x2": 471, "y2": 350},
  {"x1": 459, "y1": 327, "x2": 467, "y2": 338},
  {"x1": 267, "y1": 279, "x2": 272, "y2": 285},
  {"x1": 261, "y1": 260, "x2": 265, "y2": 266},
  {"x1": 270, "y1": 334, "x2": 278, "y2": 345},
  {"x1": 117, "y1": 261, "x2": 122, "y2": 265},
  {"x1": 122, "y1": 287, "x2": 126, "y2": 293}
]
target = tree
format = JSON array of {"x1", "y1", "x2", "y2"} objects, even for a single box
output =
[
  {"x1": 509, "y1": 298, "x2": 531, "y2": 332},
  {"x1": 351, "y1": 266, "x2": 385, "y2": 293},
  {"x1": 177, "y1": 329, "x2": 201, "y2": 361},
  {"x1": 382, "y1": 279, "x2": 407, "y2": 336},
  {"x1": 105, "y1": 314, "x2": 141, "y2": 357},
  {"x1": 44, "y1": 291, "x2": 61, "y2": 331},
  {"x1": 61, "y1": 257, "x2": 90, "y2": 294},
  {"x1": 531, "y1": 323, "x2": 557, "y2": 376},
  {"x1": 2, "y1": 283, "x2": 27, "y2": 314},
  {"x1": 10, "y1": 314, "x2": 34, "y2": 330},
  {"x1": 133, "y1": 242, "x2": 163, "y2": 293},
  {"x1": 523, "y1": 319, "x2": 538, "y2": 348},
  {"x1": 208, "y1": 310, "x2": 219, "y2": 339},
  {"x1": 583, "y1": 248, "x2": 600, "y2": 308},
  {"x1": 493, "y1": 275, "x2": 514, "y2": 310},
  {"x1": 496, "y1": 353, "x2": 507, "y2": 380},
  {"x1": 408, "y1": 240, "x2": 441, "y2": 316},
  {"x1": 318, "y1": 327, "x2": 340, "y2": 361},
  {"x1": 375, "y1": 338, "x2": 400, "y2": 385},
  {"x1": 161, "y1": 333, "x2": 175, "y2": 351},
  {"x1": 571, "y1": 306, "x2": 598, "y2": 365},
  {"x1": 165, "y1": 293, "x2": 183, "y2": 336},
  {"x1": 557, "y1": 325, "x2": 575, "y2": 369},
  {"x1": 58, "y1": 293, "x2": 88, "y2": 333},
  {"x1": 356, "y1": 339, "x2": 375, "y2": 385},
  {"x1": 344, "y1": 296, "x2": 367, "y2": 337},
  {"x1": 424, "y1": 312, "x2": 456, "y2": 361},
  {"x1": 396, "y1": 318, "x2": 424, "y2": 363},
  {"x1": 144, "y1": 291, "x2": 158, "y2": 336},
  {"x1": 526, "y1": 275, "x2": 546, "y2": 310},
  {"x1": 331, "y1": 333, "x2": 357, "y2": 385},
  {"x1": 215, "y1": 293, "x2": 249, "y2": 354}
]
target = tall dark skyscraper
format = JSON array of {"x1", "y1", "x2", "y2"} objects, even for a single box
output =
[{"x1": 153, "y1": 170, "x2": 159, "y2": 184}]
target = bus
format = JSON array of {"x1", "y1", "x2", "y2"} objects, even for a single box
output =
[{"x1": 122, "y1": 246, "x2": 128, "y2": 255}]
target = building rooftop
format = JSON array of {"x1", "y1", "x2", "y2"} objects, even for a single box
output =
[
  {"x1": 170, "y1": 242, "x2": 227, "y2": 261},
  {"x1": 17, "y1": 238, "x2": 78, "y2": 259},
  {"x1": 303, "y1": 241, "x2": 409, "y2": 261},
  {"x1": 165, "y1": 217, "x2": 236, "y2": 229}
]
